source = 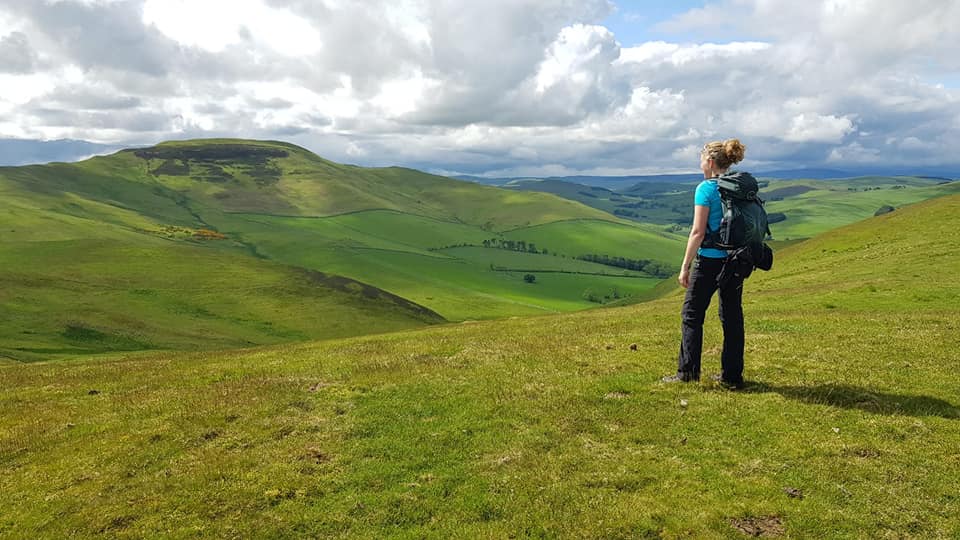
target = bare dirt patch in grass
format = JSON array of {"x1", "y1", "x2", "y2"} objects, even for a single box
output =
[{"x1": 730, "y1": 515, "x2": 785, "y2": 537}]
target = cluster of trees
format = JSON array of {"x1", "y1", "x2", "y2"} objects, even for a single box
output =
[
  {"x1": 576, "y1": 254, "x2": 674, "y2": 278},
  {"x1": 194, "y1": 228, "x2": 227, "y2": 240},
  {"x1": 582, "y1": 287, "x2": 624, "y2": 304},
  {"x1": 481, "y1": 238, "x2": 545, "y2": 254},
  {"x1": 613, "y1": 209, "x2": 640, "y2": 218},
  {"x1": 617, "y1": 200, "x2": 666, "y2": 209},
  {"x1": 849, "y1": 185, "x2": 906, "y2": 192},
  {"x1": 151, "y1": 225, "x2": 227, "y2": 241}
]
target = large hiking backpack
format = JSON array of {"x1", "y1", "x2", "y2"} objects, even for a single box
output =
[
  {"x1": 703, "y1": 171, "x2": 769, "y2": 250},
  {"x1": 702, "y1": 171, "x2": 773, "y2": 284}
]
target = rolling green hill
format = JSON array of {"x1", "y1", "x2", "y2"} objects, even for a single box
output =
[
  {"x1": 506, "y1": 177, "x2": 696, "y2": 224},
  {"x1": 0, "y1": 233, "x2": 444, "y2": 363},
  {"x1": 2, "y1": 194, "x2": 958, "y2": 537},
  {"x1": 0, "y1": 139, "x2": 684, "y2": 359},
  {"x1": 106, "y1": 139, "x2": 616, "y2": 229}
]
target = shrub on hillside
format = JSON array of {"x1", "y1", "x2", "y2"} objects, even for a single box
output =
[{"x1": 194, "y1": 228, "x2": 227, "y2": 240}]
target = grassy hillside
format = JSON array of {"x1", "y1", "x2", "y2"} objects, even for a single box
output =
[
  {"x1": 208, "y1": 210, "x2": 676, "y2": 319},
  {"x1": 111, "y1": 139, "x2": 616, "y2": 229},
  {"x1": 0, "y1": 165, "x2": 447, "y2": 362},
  {"x1": 502, "y1": 219, "x2": 683, "y2": 263},
  {"x1": 3, "y1": 195, "x2": 958, "y2": 537},
  {"x1": 0, "y1": 234, "x2": 443, "y2": 363},
  {"x1": 0, "y1": 139, "x2": 682, "y2": 327}
]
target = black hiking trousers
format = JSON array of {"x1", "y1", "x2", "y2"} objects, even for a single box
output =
[{"x1": 676, "y1": 255, "x2": 745, "y2": 383}]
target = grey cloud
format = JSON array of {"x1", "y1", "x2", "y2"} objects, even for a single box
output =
[
  {"x1": 0, "y1": 31, "x2": 38, "y2": 73},
  {"x1": 38, "y1": 87, "x2": 143, "y2": 110},
  {"x1": 194, "y1": 102, "x2": 228, "y2": 115},
  {"x1": 262, "y1": 0, "x2": 426, "y2": 95},
  {"x1": 268, "y1": 125, "x2": 312, "y2": 137},
  {"x1": 302, "y1": 114, "x2": 332, "y2": 127},
  {"x1": 30, "y1": 107, "x2": 173, "y2": 132},
  {"x1": 408, "y1": 1, "x2": 615, "y2": 126},
  {"x1": 3, "y1": 0, "x2": 174, "y2": 76},
  {"x1": 248, "y1": 97, "x2": 294, "y2": 110},
  {"x1": 3, "y1": 0, "x2": 336, "y2": 97}
]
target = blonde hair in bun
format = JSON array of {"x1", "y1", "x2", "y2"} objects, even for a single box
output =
[{"x1": 702, "y1": 138, "x2": 746, "y2": 170}]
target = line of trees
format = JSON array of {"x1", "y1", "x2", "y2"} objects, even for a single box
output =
[
  {"x1": 576, "y1": 254, "x2": 674, "y2": 278},
  {"x1": 431, "y1": 239, "x2": 677, "y2": 279},
  {"x1": 481, "y1": 238, "x2": 544, "y2": 254},
  {"x1": 430, "y1": 238, "x2": 550, "y2": 254}
]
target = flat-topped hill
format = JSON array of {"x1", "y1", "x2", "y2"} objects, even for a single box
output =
[{"x1": 78, "y1": 138, "x2": 616, "y2": 229}]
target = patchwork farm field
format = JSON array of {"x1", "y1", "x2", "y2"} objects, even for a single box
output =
[
  {"x1": 508, "y1": 172, "x2": 960, "y2": 243},
  {"x1": 763, "y1": 176, "x2": 960, "y2": 240}
]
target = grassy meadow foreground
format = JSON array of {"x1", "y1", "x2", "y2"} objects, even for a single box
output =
[{"x1": 2, "y1": 195, "x2": 959, "y2": 537}]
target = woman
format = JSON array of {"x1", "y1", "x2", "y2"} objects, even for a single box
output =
[{"x1": 662, "y1": 139, "x2": 747, "y2": 389}]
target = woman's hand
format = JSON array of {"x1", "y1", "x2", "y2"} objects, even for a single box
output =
[{"x1": 678, "y1": 266, "x2": 690, "y2": 288}]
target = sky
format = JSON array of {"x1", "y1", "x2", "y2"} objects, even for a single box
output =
[{"x1": 1, "y1": 0, "x2": 959, "y2": 176}]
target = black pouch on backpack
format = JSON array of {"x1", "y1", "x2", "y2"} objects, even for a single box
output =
[
  {"x1": 717, "y1": 246, "x2": 754, "y2": 288},
  {"x1": 754, "y1": 243, "x2": 774, "y2": 271}
]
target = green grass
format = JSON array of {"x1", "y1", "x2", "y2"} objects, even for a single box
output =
[
  {"x1": 3, "y1": 195, "x2": 958, "y2": 537},
  {"x1": 0, "y1": 237, "x2": 442, "y2": 362},
  {"x1": 503, "y1": 219, "x2": 685, "y2": 263},
  {"x1": 202, "y1": 210, "x2": 674, "y2": 320},
  {"x1": 242, "y1": 245, "x2": 660, "y2": 319}
]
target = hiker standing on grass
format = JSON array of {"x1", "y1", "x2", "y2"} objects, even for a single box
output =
[{"x1": 662, "y1": 139, "x2": 749, "y2": 389}]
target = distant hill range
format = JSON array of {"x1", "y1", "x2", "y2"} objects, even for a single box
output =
[
  {"x1": 0, "y1": 138, "x2": 119, "y2": 166},
  {"x1": 458, "y1": 167, "x2": 959, "y2": 188},
  {"x1": 480, "y1": 170, "x2": 960, "y2": 236},
  {"x1": 6, "y1": 137, "x2": 957, "y2": 181}
]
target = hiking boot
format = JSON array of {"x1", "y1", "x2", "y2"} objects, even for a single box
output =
[
  {"x1": 710, "y1": 373, "x2": 744, "y2": 390},
  {"x1": 661, "y1": 372, "x2": 698, "y2": 383}
]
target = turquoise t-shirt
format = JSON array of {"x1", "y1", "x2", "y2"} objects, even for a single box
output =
[{"x1": 695, "y1": 180, "x2": 728, "y2": 259}]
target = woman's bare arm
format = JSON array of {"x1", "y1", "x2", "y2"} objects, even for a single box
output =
[{"x1": 678, "y1": 204, "x2": 710, "y2": 288}]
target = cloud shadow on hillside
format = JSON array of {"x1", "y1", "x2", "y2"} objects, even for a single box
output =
[{"x1": 742, "y1": 382, "x2": 960, "y2": 419}]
